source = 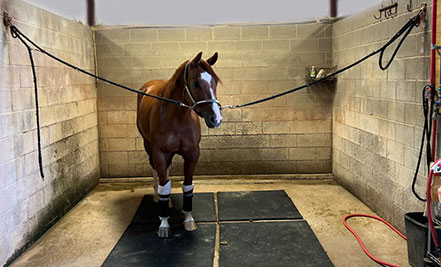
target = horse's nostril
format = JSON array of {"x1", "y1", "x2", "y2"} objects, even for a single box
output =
[{"x1": 210, "y1": 116, "x2": 216, "y2": 124}]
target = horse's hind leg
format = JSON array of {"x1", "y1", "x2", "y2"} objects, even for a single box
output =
[{"x1": 182, "y1": 148, "x2": 199, "y2": 231}]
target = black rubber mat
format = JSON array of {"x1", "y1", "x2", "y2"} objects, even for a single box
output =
[
  {"x1": 104, "y1": 190, "x2": 332, "y2": 266},
  {"x1": 131, "y1": 193, "x2": 216, "y2": 224},
  {"x1": 217, "y1": 190, "x2": 302, "y2": 221},
  {"x1": 103, "y1": 223, "x2": 216, "y2": 267},
  {"x1": 219, "y1": 221, "x2": 333, "y2": 267}
]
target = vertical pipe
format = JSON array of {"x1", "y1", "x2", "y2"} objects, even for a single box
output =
[
  {"x1": 330, "y1": 0, "x2": 338, "y2": 18},
  {"x1": 432, "y1": 0, "x2": 437, "y2": 161},
  {"x1": 86, "y1": 0, "x2": 95, "y2": 26}
]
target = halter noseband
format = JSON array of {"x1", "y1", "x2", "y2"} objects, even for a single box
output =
[{"x1": 183, "y1": 61, "x2": 221, "y2": 110}]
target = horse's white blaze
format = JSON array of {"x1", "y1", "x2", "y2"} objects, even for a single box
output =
[{"x1": 201, "y1": 72, "x2": 222, "y2": 124}]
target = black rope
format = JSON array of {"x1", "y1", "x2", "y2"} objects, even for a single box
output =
[
  {"x1": 224, "y1": 14, "x2": 421, "y2": 109},
  {"x1": 11, "y1": 28, "x2": 45, "y2": 179},
  {"x1": 5, "y1": 12, "x2": 422, "y2": 180},
  {"x1": 9, "y1": 26, "x2": 191, "y2": 109},
  {"x1": 9, "y1": 25, "x2": 193, "y2": 180},
  {"x1": 412, "y1": 85, "x2": 434, "y2": 202},
  {"x1": 427, "y1": 87, "x2": 434, "y2": 166},
  {"x1": 378, "y1": 17, "x2": 417, "y2": 70}
]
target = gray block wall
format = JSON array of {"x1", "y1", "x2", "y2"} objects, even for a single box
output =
[
  {"x1": 332, "y1": 0, "x2": 431, "y2": 230},
  {"x1": 95, "y1": 23, "x2": 334, "y2": 177},
  {"x1": 0, "y1": 1, "x2": 99, "y2": 265}
]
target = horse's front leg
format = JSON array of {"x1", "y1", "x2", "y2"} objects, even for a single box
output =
[
  {"x1": 152, "y1": 167, "x2": 172, "y2": 208},
  {"x1": 152, "y1": 149, "x2": 172, "y2": 237},
  {"x1": 182, "y1": 147, "x2": 200, "y2": 231}
]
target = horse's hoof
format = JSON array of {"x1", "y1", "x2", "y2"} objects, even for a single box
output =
[
  {"x1": 184, "y1": 220, "x2": 198, "y2": 231},
  {"x1": 168, "y1": 198, "x2": 173, "y2": 208},
  {"x1": 158, "y1": 227, "x2": 170, "y2": 238}
]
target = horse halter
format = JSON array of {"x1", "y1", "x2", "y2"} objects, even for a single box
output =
[{"x1": 183, "y1": 61, "x2": 222, "y2": 111}]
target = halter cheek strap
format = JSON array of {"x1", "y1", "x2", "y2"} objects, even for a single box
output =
[{"x1": 183, "y1": 61, "x2": 221, "y2": 110}]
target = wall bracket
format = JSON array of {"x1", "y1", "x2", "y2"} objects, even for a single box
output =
[{"x1": 374, "y1": 0, "x2": 398, "y2": 20}]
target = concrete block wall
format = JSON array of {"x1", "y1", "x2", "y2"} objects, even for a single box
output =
[
  {"x1": 332, "y1": 0, "x2": 430, "y2": 230},
  {"x1": 0, "y1": 1, "x2": 99, "y2": 265},
  {"x1": 95, "y1": 22, "x2": 333, "y2": 177}
]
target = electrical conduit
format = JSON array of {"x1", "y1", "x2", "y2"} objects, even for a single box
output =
[{"x1": 431, "y1": 0, "x2": 437, "y2": 160}]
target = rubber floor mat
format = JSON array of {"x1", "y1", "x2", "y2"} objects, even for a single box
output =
[
  {"x1": 219, "y1": 221, "x2": 333, "y2": 267},
  {"x1": 131, "y1": 193, "x2": 216, "y2": 224},
  {"x1": 217, "y1": 190, "x2": 302, "y2": 221},
  {"x1": 103, "y1": 223, "x2": 216, "y2": 267}
]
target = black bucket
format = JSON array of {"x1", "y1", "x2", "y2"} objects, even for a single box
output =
[{"x1": 404, "y1": 212, "x2": 441, "y2": 267}]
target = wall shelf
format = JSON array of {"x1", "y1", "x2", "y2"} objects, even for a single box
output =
[{"x1": 304, "y1": 66, "x2": 337, "y2": 85}]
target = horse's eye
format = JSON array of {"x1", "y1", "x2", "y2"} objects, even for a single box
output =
[{"x1": 194, "y1": 81, "x2": 200, "y2": 89}]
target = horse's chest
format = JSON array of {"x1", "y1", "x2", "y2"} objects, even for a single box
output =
[{"x1": 157, "y1": 127, "x2": 199, "y2": 152}]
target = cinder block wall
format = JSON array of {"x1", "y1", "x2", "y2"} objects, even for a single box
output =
[
  {"x1": 332, "y1": 0, "x2": 430, "y2": 230},
  {"x1": 0, "y1": 1, "x2": 99, "y2": 265},
  {"x1": 95, "y1": 23, "x2": 333, "y2": 177}
]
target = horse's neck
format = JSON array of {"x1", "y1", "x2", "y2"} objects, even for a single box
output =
[
  {"x1": 159, "y1": 67, "x2": 197, "y2": 124},
  {"x1": 161, "y1": 64, "x2": 200, "y2": 124}
]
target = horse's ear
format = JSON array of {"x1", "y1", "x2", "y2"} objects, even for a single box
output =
[
  {"x1": 206, "y1": 52, "x2": 218, "y2": 66},
  {"x1": 191, "y1": 52, "x2": 203, "y2": 65}
]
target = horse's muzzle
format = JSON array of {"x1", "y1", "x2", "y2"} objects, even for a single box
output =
[{"x1": 205, "y1": 114, "x2": 222, "y2": 128}]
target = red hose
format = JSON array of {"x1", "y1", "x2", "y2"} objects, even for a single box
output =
[
  {"x1": 433, "y1": 122, "x2": 438, "y2": 160},
  {"x1": 428, "y1": 0, "x2": 441, "y2": 264},
  {"x1": 343, "y1": 214, "x2": 406, "y2": 267}
]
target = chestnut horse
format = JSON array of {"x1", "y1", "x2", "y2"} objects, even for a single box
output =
[{"x1": 136, "y1": 52, "x2": 222, "y2": 237}]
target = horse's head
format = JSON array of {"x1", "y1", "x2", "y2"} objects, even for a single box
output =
[{"x1": 184, "y1": 52, "x2": 222, "y2": 128}]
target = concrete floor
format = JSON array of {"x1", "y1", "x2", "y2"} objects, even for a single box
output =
[{"x1": 10, "y1": 178, "x2": 409, "y2": 267}]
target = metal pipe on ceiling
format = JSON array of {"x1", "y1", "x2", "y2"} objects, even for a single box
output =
[{"x1": 87, "y1": 0, "x2": 95, "y2": 26}]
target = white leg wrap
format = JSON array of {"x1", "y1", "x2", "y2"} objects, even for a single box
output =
[
  {"x1": 158, "y1": 180, "x2": 171, "y2": 198},
  {"x1": 182, "y1": 184, "x2": 194, "y2": 193}
]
